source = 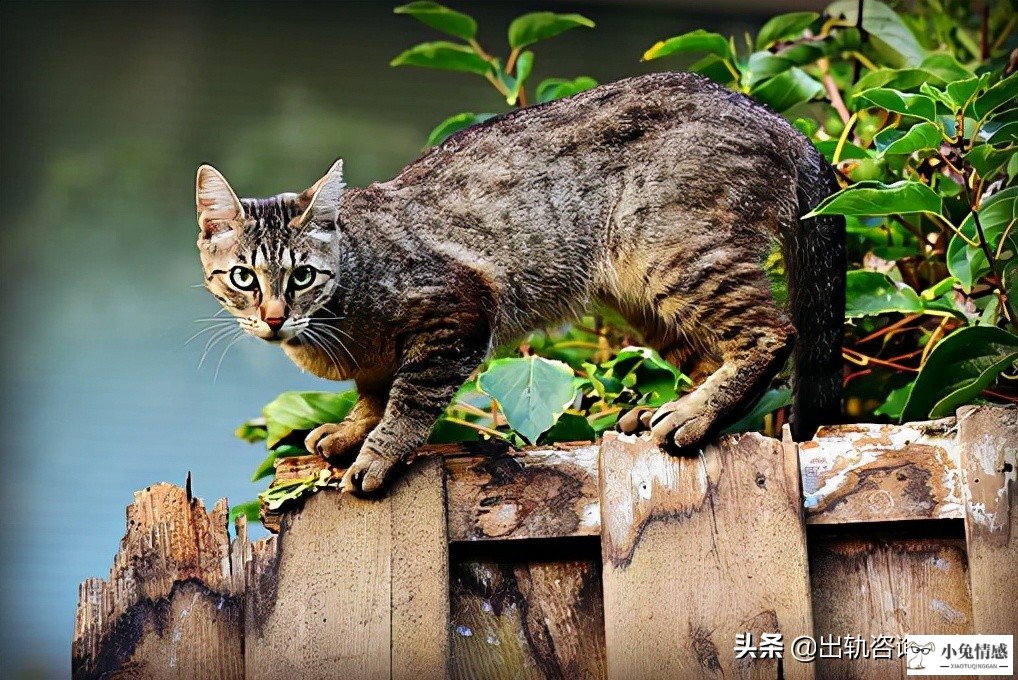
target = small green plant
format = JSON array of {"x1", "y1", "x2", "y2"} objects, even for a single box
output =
[
  {"x1": 390, "y1": 1, "x2": 598, "y2": 144},
  {"x1": 231, "y1": 0, "x2": 1016, "y2": 525}
]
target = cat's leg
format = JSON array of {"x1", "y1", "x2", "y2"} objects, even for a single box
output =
[
  {"x1": 305, "y1": 391, "x2": 385, "y2": 463},
  {"x1": 647, "y1": 287, "x2": 794, "y2": 449},
  {"x1": 342, "y1": 323, "x2": 490, "y2": 495}
]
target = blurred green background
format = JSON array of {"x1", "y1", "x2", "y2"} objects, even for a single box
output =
[{"x1": 0, "y1": 1, "x2": 814, "y2": 675}]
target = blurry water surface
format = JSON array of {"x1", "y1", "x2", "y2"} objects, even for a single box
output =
[{"x1": 1, "y1": 1, "x2": 762, "y2": 674}]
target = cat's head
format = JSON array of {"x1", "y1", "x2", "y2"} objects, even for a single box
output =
[{"x1": 195, "y1": 160, "x2": 346, "y2": 344}]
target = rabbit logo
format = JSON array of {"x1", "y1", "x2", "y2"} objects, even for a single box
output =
[{"x1": 907, "y1": 641, "x2": 935, "y2": 670}]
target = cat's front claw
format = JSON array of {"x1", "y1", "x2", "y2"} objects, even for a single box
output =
[
  {"x1": 305, "y1": 422, "x2": 365, "y2": 464},
  {"x1": 341, "y1": 448, "x2": 399, "y2": 496},
  {"x1": 647, "y1": 394, "x2": 713, "y2": 452}
]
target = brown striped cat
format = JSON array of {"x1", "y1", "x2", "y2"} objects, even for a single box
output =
[{"x1": 195, "y1": 72, "x2": 844, "y2": 496}]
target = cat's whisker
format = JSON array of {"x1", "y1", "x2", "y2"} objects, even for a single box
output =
[
  {"x1": 213, "y1": 332, "x2": 245, "y2": 382},
  {"x1": 301, "y1": 328, "x2": 346, "y2": 375},
  {"x1": 198, "y1": 327, "x2": 239, "y2": 370},
  {"x1": 185, "y1": 321, "x2": 237, "y2": 346},
  {"x1": 312, "y1": 323, "x2": 360, "y2": 369}
]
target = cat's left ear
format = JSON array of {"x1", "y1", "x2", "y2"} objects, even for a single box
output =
[
  {"x1": 195, "y1": 164, "x2": 245, "y2": 240},
  {"x1": 298, "y1": 159, "x2": 345, "y2": 229}
]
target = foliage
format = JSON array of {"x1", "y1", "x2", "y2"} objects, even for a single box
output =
[
  {"x1": 391, "y1": 2, "x2": 598, "y2": 143},
  {"x1": 231, "y1": 1, "x2": 1017, "y2": 521}
]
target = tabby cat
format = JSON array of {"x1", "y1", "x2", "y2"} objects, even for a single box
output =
[{"x1": 195, "y1": 72, "x2": 844, "y2": 496}]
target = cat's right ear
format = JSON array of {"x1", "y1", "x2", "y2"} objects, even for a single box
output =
[{"x1": 195, "y1": 164, "x2": 244, "y2": 240}]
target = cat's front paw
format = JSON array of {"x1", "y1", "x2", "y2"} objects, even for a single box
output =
[
  {"x1": 646, "y1": 394, "x2": 714, "y2": 453},
  {"x1": 341, "y1": 448, "x2": 399, "y2": 496},
  {"x1": 305, "y1": 421, "x2": 366, "y2": 464}
]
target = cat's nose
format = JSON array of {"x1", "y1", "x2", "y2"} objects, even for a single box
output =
[{"x1": 264, "y1": 317, "x2": 285, "y2": 332}]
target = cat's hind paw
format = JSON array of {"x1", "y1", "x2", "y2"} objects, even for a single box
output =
[{"x1": 341, "y1": 448, "x2": 399, "y2": 496}]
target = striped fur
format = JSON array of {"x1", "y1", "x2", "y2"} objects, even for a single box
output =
[{"x1": 196, "y1": 72, "x2": 844, "y2": 495}]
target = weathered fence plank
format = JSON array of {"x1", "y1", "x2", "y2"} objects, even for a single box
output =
[
  {"x1": 809, "y1": 535, "x2": 972, "y2": 680},
  {"x1": 598, "y1": 432, "x2": 815, "y2": 680},
  {"x1": 449, "y1": 554, "x2": 606, "y2": 679},
  {"x1": 246, "y1": 486, "x2": 393, "y2": 680},
  {"x1": 72, "y1": 483, "x2": 245, "y2": 680},
  {"x1": 799, "y1": 419, "x2": 961, "y2": 525},
  {"x1": 391, "y1": 457, "x2": 451, "y2": 680},
  {"x1": 75, "y1": 406, "x2": 1018, "y2": 679},
  {"x1": 959, "y1": 404, "x2": 1017, "y2": 635},
  {"x1": 444, "y1": 443, "x2": 600, "y2": 542}
]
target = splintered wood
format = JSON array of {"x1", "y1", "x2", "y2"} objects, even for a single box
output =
[
  {"x1": 72, "y1": 483, "x2": 246, "y2": 680},
  {"x1": 598, "y1": 432, "x2": 815, "y2": 680}
]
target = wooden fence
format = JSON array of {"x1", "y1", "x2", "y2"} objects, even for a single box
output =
[{"x1": 73, "y1": 405, "x2": 1016, "y2": 679}]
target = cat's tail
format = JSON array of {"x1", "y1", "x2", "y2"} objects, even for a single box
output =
[{"x1": 785, "y1": 145, "x2": 846, "y2": 441}]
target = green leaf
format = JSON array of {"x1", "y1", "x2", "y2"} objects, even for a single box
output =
[
  {"x1": 688, "y1": 55, "x2": 738, "y2": 85},
  {"x1": 986, "y1": 121, "x2": 1018, "y2": 145},
  {"x1": 251, "y1": 450, "x2": 280, "y2": 482},
  {"x1": 756, "y1": 12, "x2": 820, "y2": 49},
  {"x1": 235, "y1": 418, "x2": 268, "y2": 443},
  {"x1": 744, "y1": 51, "x2": 795, "y2": 87},
  {"x1": 850, "y1": 68, "x2": 945, "y2": 101},
  {"x1": 826, "y1": 0, "x2": 925, "y2": 66},
  {"x1": 970, "y1": 73, "x2": 1017, "y2": 121},
  {"x1": 793, "y1": 117, "x2": 820, "y2": 137},
  {"x1": 966, "y1": 144, "x2": 1012, "y2": 179},
  {"x1": 477, "y1": 356, "x2": 577, "y2": 444},
  {"x1": 643, "y1": 29, "x2": 733, "y2": 62},
  {"x1": 507, "y1": 12, "x2": 594, "y2": 50},
  {"x1": 945, "y1": 74, "x2": 992, "y2": 113},
  {"x1": 805, "y1": 180, "x2": 942, "y2": 217},
  {"x1": 428, "y1": 417, "x2": 483, "y2": 444},
  {"x1": 229, "y1": 500, "x2": 261, "y2": 525},
  {"x1": 857, "y1": 88, "x2": 937, "y2": 122},
  {"x1": 600, "y1": 346, "x2": 690, "y2": 406},
  {"x1": 426, "y1": 112, "x2": 496, "y2": 147},
  {"x1": 874, "y1": 381, "x2": 914, "y2": 420},
  {"x1": 750, "y1": 67, "x2": 823, "y2": 111},
  {"x1": 901, "y1": 326, "x2": 1018, "y2": 421},
  {"x1": 535, "y1": 76, "x2": 597, "y2": 103},
  {"x1": 919, "y1": 53, "x2": 973, "y2": 82},
  {"x1": 262, "y1": 390, "x2": 357, "y2": 447},
  {"x1": 815, "y1": 139, "x2": 873, "y2": 162},
  {"x1": 946, "y1": 186, "x2": 1018, "y2": 291},
  {"x1": 722, "y1": 388, "x2": 793, "y2": 433},
  {"x1": 776, "y1": 42, "x2": 826, "y2": 66},
  {"x1": 506, "y1": 51, "x2": 534, "y2": 105},
  {"x1": 541, "y1": 412, "x2": 595, "y2": 443},
  {"x1": 845, "y1": 270, "x2": 923, "y2": 318},
  {"x1": 875, "y1": 121, "x2": 943, "y2": 156},
  {"x1": 393, "y1": 2, "x2": 477, "y2": 40},
  {"x1": 390, "y1": 41, "x2": 492, "y2": 75}
]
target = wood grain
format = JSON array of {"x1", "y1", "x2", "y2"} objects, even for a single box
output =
[
  {"x1": 449, "y1": 553, "x2": 606, "y2": 679},
  {"x1": 809, "y1": 535, "x2": 972, "y2": 680},
  {"x1": 245, "y1": 489, "x2": 392, "y2": 679},
  {"x1": 72, "y1": 483, "x2": 244, "y2": 680},
  {"x1": 444, "y1": 443, "x2": 600, "y2": 542},
  {"x1": 958, "y1": 404, "x2": 1017, "y2": 634},
  {"x1": 799, "y1": 419, "x2": 962, "y2": 525},
  {"x1": 390, "y1": 457, "x2": 451, "y2": 679},
  {"x1": 598, "y1": 432, "x2": 814, "y2": 680}
]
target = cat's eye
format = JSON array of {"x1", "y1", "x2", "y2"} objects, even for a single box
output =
[
  {"x1": 229, "y1": 266, "x2": 258, "y2": 291},
  {"x1": 289, "y1": 265, "x2": 317, "y2": 291}
]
